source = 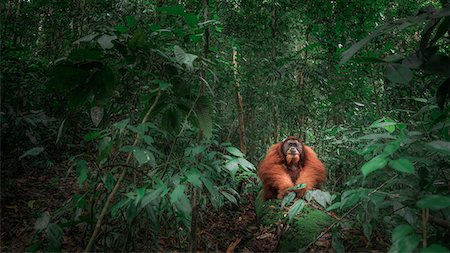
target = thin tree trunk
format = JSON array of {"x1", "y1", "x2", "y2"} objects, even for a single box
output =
[
  {"x1": 273, "y1": 106, "x2": 279, "y2": 143},
  {"x1": 233, "y1": 47, "x2": 247, "y2": 154}
]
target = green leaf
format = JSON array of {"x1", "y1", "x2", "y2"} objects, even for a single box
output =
[
  {"x1": 361, "y1": 155, "x2": 389, "y2": 177},
  {"x1": 384, "y1": 141, "x2": 401, "y2": 155},
  {"x1": 114, "y1": 24, "x2": 128, "y2": 33},
  {"x1": 389, "y1": 234, "x2": 420, "y2": 253},
  {"x1": 184, "y1": 13, "x2": 198, "y2": 27},
  {"x1": 389, "y1": 158, "x2": 414, "y2": 174},
  {"x1": 126, "y1": 16, "x2": 137, "y2": 28},
  {"x1": 326, "y1": 201, "x2": 341, "y2": 211},
  {"x1": 46, "y1": 223, "x2": 63, "y2": 249},
  {"x1": 173, "y1": 45, "x2": 198, "y2": 71},
  {"x1": 392, "y1": 224, "x2": 414, "y2": 242},
  {"x1": 84, "y1": 131, "x2": 101, "y2": 141},
  {"x1": 186, "y1": 170, "x2": 202, "y2": 187},
  {"x1": 152, "y1": 79, "x2": 171, "y2": 90},
  {"x1": 426, "y1": 141, "x2": 450, "y2": 155},
  {"x1": 237, "y1": 157, "x2": 256, "y2": 171},
  {"x1": 141, "y1": 185, "x2": 166, "y2": 208},
  {"x1": 359, "y1": 133, "x2": 396, "y2": 140},
  {"x1": 201, "y1": 177, "x2": 222, "y2": 208},
  {"x1": 173, "y1": 193, "x2": 192, "y2": 219},
  {"x1": 225, "y1": 158, "x2": 239, "y2": 174},
  {"x1": 133, "y1": 149, "x2": 156, "y2": 167},
  {"x1": 281, "y1": 192, "x2": 296, "y2": 209},
  {"x1": 111, "y1": 198, "x2": 130, "y2": 218},
  {"x1": 103, "y1": 173, "x2": 115, "y2": 191},
  {"x1": 114, "y1": 118, "x2": 130, "y2": 131},
  {"x1": 421, "y1": 244, "x2": 450, "y2": 253},
  {"x1": 76, "y1": 160, "x2": 88, "y2": 187},
  {"x1": 170, "y1": 184, "x2": 186, "y2": 204},
  {"x1": 385, "y1": 64, "x2": 413, "y2": 84},
  {"x1": 35, "y1": 211, "x2": 50, "y2": 231},
  {"x1": 221, "y1": 191, "x2": 238, "y2": 205},
  {"x1": 98, "y1": 137, "x2": 112, "y2": 163},
  {"x1": 288, "y1": 199, "x2": 305, "y2": 222},
  {"x1": 19, "y1": 147, "x2": 44, "y2": 160},
  {"x1": 417, "y1": 195, "x2": 450, "y2": 209},
  {"x1": 97, "y1": 34, "x2": 117, "y2": 49},
  {"x1": 226, "y1": 147, "x2": 244, "y2": 157}
]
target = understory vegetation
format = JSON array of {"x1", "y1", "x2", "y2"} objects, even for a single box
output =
[{"x1": 1, "y1": 0, "x2": 449, "y2": 252}]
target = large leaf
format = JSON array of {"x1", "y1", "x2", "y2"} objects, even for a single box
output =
[
  {"x1": 133, "y1": 149, "x2": 156, "y2": 167},
  {"x1": 426, "y1": 140, "x2": 450, "y2": 155},
  {"x1": 417, "y1": 195, "x2": 450, "y2": 209},
  {"x1": 97, "y1": 34, "x2": 117, "y2": 49},
  {"x1": 288, "y1": 199, "x2": 305, "y2": 222},
  {"x1": 173, "y1": 45, "x2": 198, "y2": 71},
  {"x1": 225, "y1": 147, "x2": 244, "y2": 157},
  {"x1": 76, "y1": 160, "x2": 88, "y2": 187},
  {"x1": 389, "y1": 158, "x2": 414, "y2": 174},
  {"x1": 170, "y1": 184, "x2": 186, "y2": 204},
  {"x1": 361, "y1": 155, "x2": 389, "y2": 177},
  {"x1": 19, "y1": 147, "x2": 44, "y2": 160},
  {"x1": 385, "y1": 64, "x2": 413, "y2": 84}
]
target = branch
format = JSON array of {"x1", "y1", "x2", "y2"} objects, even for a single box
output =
[
  {"x1": 84, "y1": 88, "x2": 161, "y2": 252},
  {"x1": 305, "y1": 174, "x2": 398, "y2": 251}
]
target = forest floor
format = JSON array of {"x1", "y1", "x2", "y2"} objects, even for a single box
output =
[{"x1": 0, "y1": 163, "x2": 387, "y2": 252}]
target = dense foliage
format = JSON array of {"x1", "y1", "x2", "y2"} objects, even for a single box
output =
[{"x1": 1, "y1": 0, "x2": 449, "y2": 252}]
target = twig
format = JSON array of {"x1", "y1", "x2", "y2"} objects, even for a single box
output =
[
  {"x1": 305, "y1": 174, "x2": 398, "y2": 251},
  {"x1": 84, "y1": 89, "x2": 161, "y2": 252}
]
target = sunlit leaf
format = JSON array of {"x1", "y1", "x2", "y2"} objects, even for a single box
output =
[
  {"x1": 361, "y1": 155, "x2": 389, "y2": 177},
  {"x1": 389, "y1": 158, "x2": 414, "y2": 174}
]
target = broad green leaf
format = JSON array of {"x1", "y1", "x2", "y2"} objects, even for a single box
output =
[
  {"x1": 426, "y1": 141, "x2": 450, "y2": 155},
  {"x1": 384, "y1": 141, "x2": 401, "y2": 155},
  {"x1": 126, "y1": 16, "x2": 137, "y2": 28},
  {"x1": 76, "y1": 160, "x2": 88, "y2": 187},
  {"x1": 288, "y1": 199, "x2": 305, "y2": 222},
  {"x1": 421, "y1": 244, "x2": 450, "y2": 253},
  {"x1": 173, "y1": 45, "x2": 198, "y2": 71},
  {"x1": 170, "y1": 185, "x2": 186, "y2": 204},
  {"x1": 103, "y1": 173, "x2": 115, "y2": 191},
  {"x1": 35, "y1": 211, "x2": 50, "y2": 231},
  {"x1": 281, "y1": 192, "x2": 296, "y2": 209},
  {"x1": 201, "y1": 177, "x2": 222, "y2": 208},
  {"x1": 385, "y1": 64, "x2": 413, "y2": 84},
  {"x1": 84, "y1": 131, "x2": 101, "y2": 141},
  {"x1": 98, "y1": 137, "x2": 112, "y2": 163},
  {"x1": 326, "y1": 201, "x2": 341, "y2": 211},
  {"x1": 133, "y1": 149, "x2": 156, "y2": 167},
  {"x1": 361, "y1": 155, "x2": 389, "y2": 177},
  {"x1": 46, "y1": 223, "x2": 63, "y2": 249},
  {"x1": 141, "y1": 186, "x2": 166, "y2": 208},
  {"x1": 115, "y1": 25, "x2": 128, "y2": 33},
  {"x1": 151, "y1": 79, "x2": 171, "y2": 90},
  {"x1": 184, "y1": 13, "x2": 198, "y2": 27},
  {"x1": 114, "y1": 118, "x2": 130, "y2": 131},
  {"x1": 97, "y1": 34, "x2": 117, "y2": 49},
  {"x1": 392, "y1": 224, "x2": 414, "y2": 242},
  {"x1": 135, "y1": 187, "x2": 146, "y2": 205},
  {"x1": 359, "y1": 133, "x2": 396, "y2": 140},
  {"x1": 19, "y1": 147, "x2": 44, "y2": 160},
  {"x1": 417, "y1": 195, "x2": 450, "y2": 209},
  {"x1": 389, "y1": 158, "x2": 414, "y2": 174},
  {"x1": 186, "y1": 170, "x2": 202, "y2": 187},
  {"x1": 362, "y1": 223, "x2": 372, "y2": 240},
  {"x1": 174, "y1": 193, "x2": 192, "y2": 219},
  {"x1": 195, "y1": 96, "x2": 212, "y2": 139},
  {"x1": 225, "y1": 147, "x2": 244, "y2": 157},
  {"x1": 221, "y1": 191, "x2": 238, "y2": 205},
  {"x1": 237, "y1": 157, "x2": 256, "y2": 171},
  {"x1": 389, "y1": 234, "x2": 420, "y2": 253},
  {"x1": 225, "y1": 158, "x2": 239, "y2": 174},
  {"x1": 111, "y1": 198, "x2": 130, "y2": 218}
]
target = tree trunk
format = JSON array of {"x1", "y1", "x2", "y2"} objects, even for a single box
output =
[{"x1": 233, "y1": 47, "x2": 247, "y2": 154}]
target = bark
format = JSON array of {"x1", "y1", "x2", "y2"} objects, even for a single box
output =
[{"x1": 233, "y1": 47, "x2": 247, "y2": 154}]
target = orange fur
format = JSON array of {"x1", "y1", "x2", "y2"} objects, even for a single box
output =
[{"x1": 257, "y1": 137, "x2": 326, "y2": 200}]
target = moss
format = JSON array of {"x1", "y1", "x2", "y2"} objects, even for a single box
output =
[{"x1": 257, "y1": 197, "x2": 335, "y2": 252}]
